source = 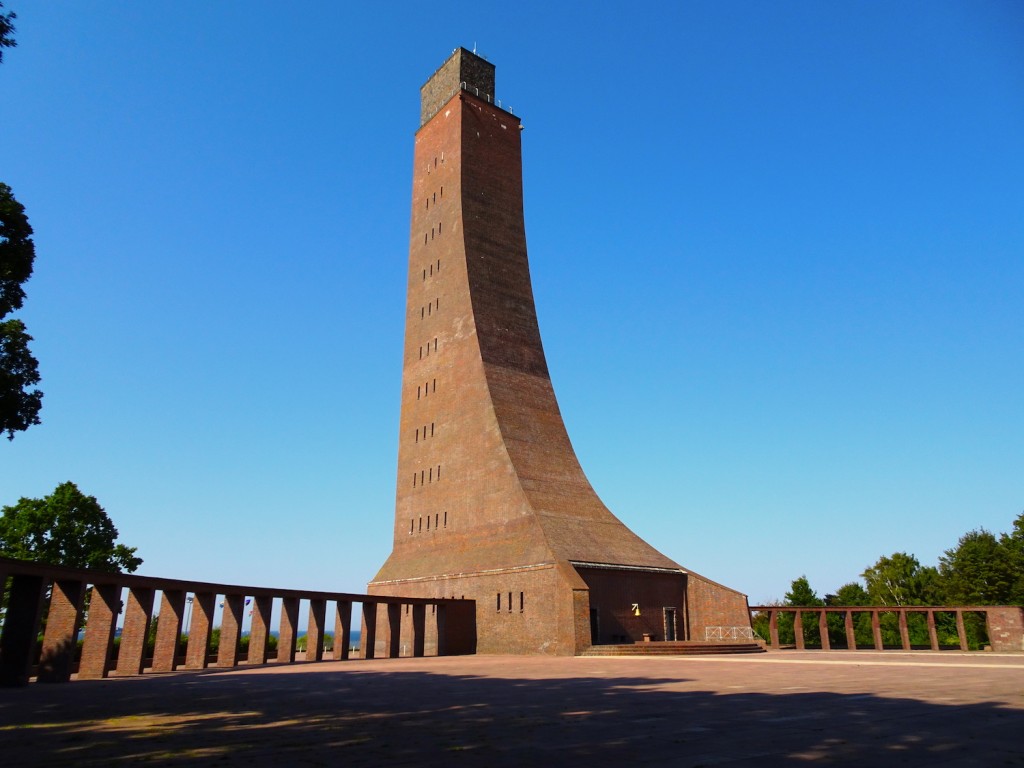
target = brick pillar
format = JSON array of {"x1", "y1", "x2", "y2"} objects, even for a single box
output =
[
  {"x1": 333, "y1": 600, "x2": 352, "y2": 660},
  {"x1": 898, "y1": 609, "x2": 911, "y2": 650},
  {"x1": 871, "y1": 610, "x2": 883, "y2": 650},
  {"x1": 926, "y1": 610, "x2": 940, "y2": 651},
  {"x1": 248, "y1": 596, "x2": 272, "y2": 665},
  {"x1": 152, "y1": 590, "x2": 186, "y2": 672},
  {"x1": 844, "y1": 611, "x2": 856, "y2": 650},
  {"x1": 218, "y1": 594, "x2": 244, "y2": 667},
  {"x1": 385, "y1": 603, "x2": 402, "y2": 658},
  {"x1": 185, "y1": 592, "x2": 215, "y2": 669},
  {"x1": 435, "y1": 603, "x2": 447, "y2": 657},
  {"x1": 362, "y1": 602, "x2": 378, "y2": 659},
  {"x1": 38, "y1": 579, "x2": 86, "y2": 683},
  {"x1": 412, "y1": 604, "x2": 426, "y2": 657},
  {"x1": 818, "y1": 610, "x2": 830, "y2": 651},
  {"x1": 116, "y1": 586, "x2": 154, "y2": 676},
  {"x1": 955, "y1": 609, "x2": 968, "y2": 651},
  {"x1": 277, "y1": 597, "x2": 298, "y2": 663},
  {"x1": 306, "y1": 598, "x2": 326, "y2": 662},
  {"x1": 793, "y1": 611, "x2": 805, "y2": 650},
  {"x1": 0, "y1": 573, "x2": 47, "y2": 686},
  {"x1": 768, "y1": 610, "x2": 779, "y2": 648},
  {"x1": 78, "y1": 584, "x2": 120, "y2": 680}
]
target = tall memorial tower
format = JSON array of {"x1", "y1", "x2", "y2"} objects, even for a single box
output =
[{"x1": 368, "y1": 48, "x2": 750, "y2": 655}]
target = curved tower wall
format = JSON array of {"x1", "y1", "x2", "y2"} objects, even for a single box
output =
[{"x1": 368, "y1": 48, "x2": 750, "y2": 655}]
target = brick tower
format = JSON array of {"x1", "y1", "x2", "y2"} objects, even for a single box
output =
[{"x1": 368, "y1": 48, "x2": 750, "y2": 655}]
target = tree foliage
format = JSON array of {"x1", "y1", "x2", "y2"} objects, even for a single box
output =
[
  {"x1": 0, "y1": 2, "x2": 15, "y2": 65},
  {"x1": 0, "y1": 182, "x2": 42, "y2": 438},
  {"x1": 861, "y1": 552, "x2": 940, "y2": 606},
  {"x1": 0, "y1": 481, "x2": 142, "y2": 572}
]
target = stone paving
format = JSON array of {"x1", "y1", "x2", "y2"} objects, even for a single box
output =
[{"x1": 1, "y1": 650, "x2": 1022, "y2": 766}]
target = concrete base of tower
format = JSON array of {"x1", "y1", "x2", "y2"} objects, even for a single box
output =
[{"x1": 367, "y1": 563, "x2": 752, "y2": 656}]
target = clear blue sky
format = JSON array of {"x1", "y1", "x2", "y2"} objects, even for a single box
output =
[{"x1": 1, "y1": 2, "x2": 1021, "y2": 605}]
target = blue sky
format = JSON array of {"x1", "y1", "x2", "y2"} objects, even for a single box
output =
[{"x1": 1, "y1": 2, "x2": 1021, "y2": 605}]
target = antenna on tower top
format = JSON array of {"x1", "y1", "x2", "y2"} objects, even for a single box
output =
[{"x1": 473, "y1": 42, "x2": 477, "y2": 54}]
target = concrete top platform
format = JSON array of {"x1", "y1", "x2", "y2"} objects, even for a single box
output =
[{"x1": 1, "y1": 650, "x2": 1022, "y2": 766}]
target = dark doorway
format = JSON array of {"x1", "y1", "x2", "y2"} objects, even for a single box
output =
[
  {"x1": 664, "y1": 608, "x2": 677, "y2": 641},
  {"x1": 590, "y1": 609, "x2": 600, "y2": 644}
]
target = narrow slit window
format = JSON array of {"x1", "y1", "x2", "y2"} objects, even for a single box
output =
[
  {"x1": 419, "y1": 346, "x2": 423, "y2": 360},
  {"x1": 435, "y1": 298, "x2": 439, "y2": 310},
  {"x1": 413, "y1": 473, "x2": 417, "y2": 488},
  {"x1": 420, "y1": 470, "x2": 424, "y2": 485},
  {"x1": 437, "y1": 464, "x2": 441, "y2": 479},
  {"x1": 424, "y1": 234, "x2": 427, "y2": 246},
  {"x1": 428, "y1": 303, "x2": 431, "y2": 316},
  {"x1": 430, "y1": 422, "x2": 434, "y2": 437},
  {"x1": 435, "y1": 513, "x2": 439, "y2": 529},
  {"x1": 429, "y1": 467, "x2": 433, "y2": 482},
  {"x1": 438, "y1": 220, "x2": 442, "y2": 233},
  {"x1": 496, "y1": 593, "x2": 501, "y2": 612},
  {"x1": 444, "y1": 510, "x2": 447, "y2": 527},
  {"x1": 432, "y1": 378, "x2": 437, "y2": 392},
  {"x1": 418, "y1": 517, "x2": 422, "y2": 532},
  {"x1": 520, "y1": 592, "x2": 524, "y2": 612},
  {"x1": 421, "y1": 307, "x2": 425, "y2": 319},
  {"x1": 508, "y1": 592, "x2": 513, "y2": 612},
  {"x1": 437, "y1": 259, "x2": 441, "y2": 271},
  {"x1": 431, "y1": 227, "x2": 434, "y2": 240},
  {"x1": 429, "y1": 264, "x2": 433, "y2": 276},
  {"x1": 434, "y1": 338, "x2": 438, "y2": 351},
  {"x1": 415, "y1": 428, "x2": 419, "y2": 443},
  {"x1": 410, "y1": 518, "x2": 414, "y2": 534},
  {"x1": 433, "y1": 192, "x2": 436, "y2": 204},
  {"x1": 426, "y1": 516, "x2": 430, "y2": 530},
  {"x1": 417, "y1": 385, "x2": 421, "y2": 400},
  {"x1": 440, "y1": 186, "x2": 443, "y2": 199}
]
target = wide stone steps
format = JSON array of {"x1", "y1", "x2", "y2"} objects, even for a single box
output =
[{"x1": 580, "y1": 641, "x2": 766, "y2": 657}]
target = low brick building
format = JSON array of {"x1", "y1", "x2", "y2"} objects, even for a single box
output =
[{"x1": 368, "y1": 48, "x2": 750, "y2": 655}]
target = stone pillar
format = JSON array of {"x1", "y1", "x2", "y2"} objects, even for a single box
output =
[
  {"x1": 844, "y1": 611, "x2": 856, "y2": 650},
  {"x1": 334, "y1": 600, "x2": 352, "y2": 660},
  {"x1": 871, "y1": 610, "x2": 883, "y2": 650},
  {"x1": 116, "y1": 586, "x2": 154, "y2": 676},
  {"x1": 362, "y1": 602, "x2": 378, "y2": 659},
  {"x1": 412, "y1": 604, "x2": 426, "y2": 657},
  {"x1": 217, "y1": 594, "x2": 244, "y2": 667},
  {"x1": 277, "y1": 597, "x2": 299, "y2": 663},
  {"x1": 898, "y1": 609, "x2": 911, "y2": 650},
  {"x1": 769, "y1": 610, "x2": 779, "y2": 648},
  {"x1": 39, "y1": 579, "x2": 86, "y2": 683},
  {"x1": 926, "y1": 610, "x2": 940, "y2": 651},
  {"x1": 818, "y1": 610, "x2": 830, "y2": 651},
  {"x1": 248, "y1": 596, "x2": 272, "y2": 665},
  {"x1": 385, "y1": 603, "x2": 402, "y2": 658},
  {"x1": 78, "y1": 584, "x2": 121, "y2": 680},
  {"x1": 0, "y1": 573, "x2": 47, "y2": 686},
  {"x1": 306, "y1": 598, "x2": 326, "y2": 662},
  {"x1": 955, "y1": 609, "x2": 968, "y2": 651},
  {"x1": 185, "y1": 592, "x2": 215, "y2": 669},
  {"x1": 793, "y1": 611, "x2": 805, "y2": 650},
  {"x1": 152, "y1": 590, "x2": 186, "y2": 672}
]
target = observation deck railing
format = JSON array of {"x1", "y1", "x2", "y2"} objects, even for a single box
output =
[{"x1": 0, "y1": 556, "x2": 475, "y2": 687}]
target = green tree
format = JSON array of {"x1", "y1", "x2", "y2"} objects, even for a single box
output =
[
  {"x1": 0, "y1": 2, "x2": 15, "y2": 64},
  {"x1": 0, "y1": 182, "x2": 42, "y2": 439},
  {"x1": 861, "y1": 552, "x2": 940, "y2": 606},
  {"x1": 939, "y1": 528, "x2": 1015, "y2": 605},
  {"x1": 0, "y1": 482, "x2": 142, "y2": 572},
  {"x1": 999, "y1": 512, "x2": 1024, "y2": 605}
]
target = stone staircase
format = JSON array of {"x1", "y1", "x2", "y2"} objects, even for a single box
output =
[{"x1": 580, "y1": 641, "x2": 766, "y2": 657}]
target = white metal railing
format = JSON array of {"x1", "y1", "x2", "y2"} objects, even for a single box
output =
[{"x1": 705, "y1": 626, "x2": 761, "y2": 642}]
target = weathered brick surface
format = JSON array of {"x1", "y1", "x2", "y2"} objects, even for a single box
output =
[
  {"x1": 277, "y1": 597, "x2": 298, "y2": 663},
  {"x1": 248, "y1": 595, "x2": 273, "y2": 665},
  {"x1": 217, "y1": 594, "x2": 243, "y2": 667},
  {"x1": 78, "y1": 584, "x2": 119, "y2": 680},
  {"x1": 185, "y1": 592, "x2": 215, "y2": 669},
  {"x1": 38, "y1": 579, "x2": 85, "y2": 683},
  {"x1": 151, "y1": 589, "x2": 185, "y2": 672},
  {"x1": 305, "y1": 598, "x2": 326, "y2": 662},
  {"x1": 115, "y1": 586, "x2": 154, "y2": 676},
  {"x1": 986, "y1": 606, "x2": 1024, "y2": 652},
  {"x1": 370, "y1": 49, "x2": 750, "y2": 655}
]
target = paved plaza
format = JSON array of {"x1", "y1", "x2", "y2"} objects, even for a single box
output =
[{"x1": 1, "y1": 651, "x2": 1022, "y2": 766}]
